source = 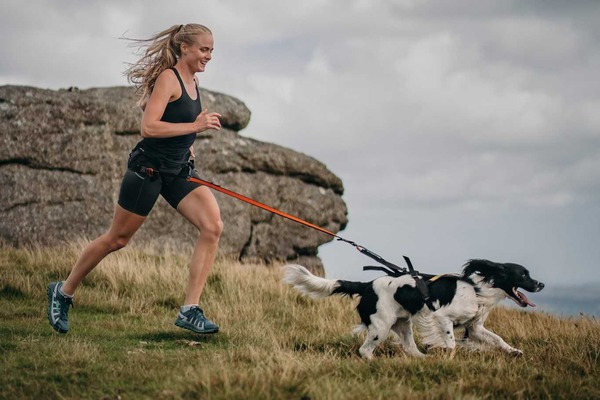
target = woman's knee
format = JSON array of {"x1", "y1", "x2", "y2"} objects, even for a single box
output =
[
  {"x1": 102, "y1": 233, "x2": 132, "y2": 252},
  {"x1": 202, "y1": 218, "x2": 224, "y2": 242}
]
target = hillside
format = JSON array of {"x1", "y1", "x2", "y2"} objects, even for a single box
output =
[{"x1": 1, "y1": 242, "x2": 599, "y2": 399}]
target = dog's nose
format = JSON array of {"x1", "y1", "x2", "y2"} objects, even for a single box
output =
[{"x1": 537, "y1": 282, "x2": 545, "y2": 291}]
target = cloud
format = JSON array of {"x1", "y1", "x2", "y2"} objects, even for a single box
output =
[
  {"x1": 240, "y1": 5, "x2": 600, "y2": 212},
  {"x1": 1, "y1": 0, "x2": 599, "y2": 284}
]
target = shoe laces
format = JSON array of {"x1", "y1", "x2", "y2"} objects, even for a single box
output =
[
  {"x1": 188, "y1": 306, "x2": 205, "y2": 318},
  {"x1": 56, "y1": 295, "x2": 74, "y2": 316}
]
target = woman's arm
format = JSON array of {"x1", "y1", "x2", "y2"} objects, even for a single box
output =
[{"x1": 140, "y1": 70, "x2": 221, "y2": 138}]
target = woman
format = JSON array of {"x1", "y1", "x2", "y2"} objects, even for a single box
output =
[{"x1": 47, "y1": 24, "x2": 224, "y2": 334}]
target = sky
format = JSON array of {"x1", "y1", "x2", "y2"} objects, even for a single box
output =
[{"x1": 1, "y1": 0, "x2": 599, "y2": 286}]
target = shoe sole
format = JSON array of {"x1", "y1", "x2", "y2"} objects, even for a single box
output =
[
  {"x1": 175, "y1": 320, "x2": 219, "y2": 334},
  {"x1": 47, "y1": 283, "x2": 68, "y2": 334}
]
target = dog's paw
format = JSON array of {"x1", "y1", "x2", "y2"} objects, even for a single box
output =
[
  {"x1": 359, "y1": 348, "x2": 374, "y2": 360},
  {"x1": 509, "y1": 348, "x2": 523, "y2": 357},
  {"x1": 408, "y1": 351, "x2": 427, "y2": 358}
]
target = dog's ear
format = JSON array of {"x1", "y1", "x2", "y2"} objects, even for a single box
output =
[
  {"x1": 463, "y1": 259, "x2": 508, "y2": 282},
  {"x1": 484, "y1": 261, "x2": 508, "y2": 281},
  {"x1": 463, "y1": 259, "x2": 495, "y2": 273},
  {"x1": 493, "y1": 263, "x2": 508, "y2": 281}
]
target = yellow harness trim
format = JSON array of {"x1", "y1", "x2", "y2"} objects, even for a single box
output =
[
  {"x1": 428, "y1": 274, "x2": 445, "y2": 282},
  {"x1": 427, "y1": 273, "x2": 461, "y2": 283}
]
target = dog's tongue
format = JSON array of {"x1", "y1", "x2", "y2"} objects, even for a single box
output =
[{"x1": 517, "y1": 289, "x2": 536, "y2": 307}]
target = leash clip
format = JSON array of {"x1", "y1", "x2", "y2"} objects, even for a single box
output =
[{"x1": 141, "y1": 166, "x2": 156, "y2": 177}]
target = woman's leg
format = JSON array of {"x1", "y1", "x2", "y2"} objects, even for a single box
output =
[
  {"x1": 176, "y1": 186, "x2": 224, "y2": 305},
  {"x1": 61, "y1": 204, "x2": 146, "y2": 295}
]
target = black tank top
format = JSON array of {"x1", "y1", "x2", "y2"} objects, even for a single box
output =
[{"x1": 137, "y1": 67, "x2": 202, "y2": 169}]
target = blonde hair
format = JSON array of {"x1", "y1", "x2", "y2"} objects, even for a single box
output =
[{"x1": 124, "y1": 23, "x2": 212, "y2": 107}]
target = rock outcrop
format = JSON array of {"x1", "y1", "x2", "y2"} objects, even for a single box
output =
[{"x1": 0, "y1": 85, "x2": 347, "y2": 273}]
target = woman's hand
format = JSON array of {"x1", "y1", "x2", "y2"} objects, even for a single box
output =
[{"x1": 194, "y1": 109, "x2": 222, "y2": 132}]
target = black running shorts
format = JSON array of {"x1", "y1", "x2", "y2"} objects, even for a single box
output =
[{"x1": 117, "y1": 169, "x2": 202, "y2": 217}]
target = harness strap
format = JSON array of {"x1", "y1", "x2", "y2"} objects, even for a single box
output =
[
  {"x1": 427, "y1": 274, "x2": 445, "y2": 283},
  {"x1": 128, "y1": 147, "x2": 188, "y2": 177},
  {"x1": 132, "y1": 165, "x2": 188, "y2": 178},
  {"x1": 403, "y1": 256, "x2": 436, "y2": 311},
  {"x1": 427, "y1": 273, "x2": 461, "y2": 283},
  {"x1": 353, "y1": 244, "x2": 406, "y2": 273},
  {"x1": 362, "y1": 265, "x2": 406, "y2": 277}
]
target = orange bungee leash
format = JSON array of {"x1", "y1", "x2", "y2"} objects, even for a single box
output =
[{"x1": 187, "y1": 174, "x2": 436, "y2": 310}]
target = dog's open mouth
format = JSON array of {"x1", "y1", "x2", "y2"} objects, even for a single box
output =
[{"x1": 510, "y1": 287, "x2": 536, "y2": 307}]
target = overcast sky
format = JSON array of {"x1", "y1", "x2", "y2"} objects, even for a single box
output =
[{"x1": 1, "y1": 0, "x2": 599, "y2": 286}]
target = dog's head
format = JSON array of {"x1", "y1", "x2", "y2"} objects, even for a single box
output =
[{"x1": 462, "y1": 259, "x2": 545, "y2": 307}]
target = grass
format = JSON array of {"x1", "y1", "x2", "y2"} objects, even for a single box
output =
[{"x1": 1, "y1": 241, "x2": 599, "y2": 399}]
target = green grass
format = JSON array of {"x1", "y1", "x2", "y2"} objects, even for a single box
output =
[{"x1": 1, "y1": 242, "x2": 599, "y2": 399}]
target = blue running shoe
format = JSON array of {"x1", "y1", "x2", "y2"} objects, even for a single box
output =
[
  {"x1": 175, "y1": 306, "x2": 219, "y2": 334},
  {"x1": 47, "y1": 282, "x2": 73, "y2": 334}
]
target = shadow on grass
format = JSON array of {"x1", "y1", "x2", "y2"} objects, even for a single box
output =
[
  {"x1": 0, "y1": 284, "x2": 30, "y2": 300},
  {"x1": 134, "y1": 330, "x2": 230, "y2": 347},
  {"x1": 291, "y1": 335, "x2": 363, "y2": 359}
]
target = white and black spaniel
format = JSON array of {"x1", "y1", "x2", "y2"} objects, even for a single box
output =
[{"x1": 283, "y1": 259, "x2": 544, "y2": 359}]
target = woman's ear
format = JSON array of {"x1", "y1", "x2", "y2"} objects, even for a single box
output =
[{"x1": 180, "y1": 42, "x2": 189, "y2": 56}]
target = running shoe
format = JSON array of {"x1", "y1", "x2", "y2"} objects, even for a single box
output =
[
  {"x1": 47, "y1": 281, "x2": 73, "y2": 334},
  {"x1": 175, "y1": 306, "x2": 219, "y2": 334}
]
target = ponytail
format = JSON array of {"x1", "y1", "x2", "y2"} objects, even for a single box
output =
[{"x1": 124, "y1": 23, "x2": 212, "y2": 107}]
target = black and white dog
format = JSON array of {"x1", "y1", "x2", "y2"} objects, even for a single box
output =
[{"x1": 283, "y1": 259, "x2": 544, "y2": 359}]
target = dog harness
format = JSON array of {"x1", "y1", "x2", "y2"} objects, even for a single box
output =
[{"x1": 363, "y1": 261, "x2": 437, "y2": 311}]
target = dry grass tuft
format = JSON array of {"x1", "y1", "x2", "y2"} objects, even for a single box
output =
[{"x1": 1, "y1": 242, "x2": 599, "y2": 399}]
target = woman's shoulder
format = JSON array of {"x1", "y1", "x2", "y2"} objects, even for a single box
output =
[
  {"x1": 153, "y1": 68, "x2": 181, "y2": 92},
  {"x1": 156, "y1": 68, "x2": 178, "y2": 83},
  {"x1": 146, "y1": 69, "x2": 181, "y2": 105}
]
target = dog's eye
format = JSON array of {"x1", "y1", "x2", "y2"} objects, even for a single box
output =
[{"x1": 521, "y1": 273, "x2": 528, "y2": 278}]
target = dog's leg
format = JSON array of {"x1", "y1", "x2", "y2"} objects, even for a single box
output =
[
  {"x1": 391, "y1": 319, "x2": 425, "y2": 358},
  {"x1": 359, "y1": 325, "x2": 389, "y2": 360},
  {"x1": 414, "y1": 311, "x2": 457, "y2": 350},
  {"x1": 434, "y1": 314, "x2": 456, "y2": 349},
  {"x1": 467, "y1": 321, "x2": 523, "y2": 356},
  {"x1": 358, "y1": 316, "x2": 393, "y2": 360}
]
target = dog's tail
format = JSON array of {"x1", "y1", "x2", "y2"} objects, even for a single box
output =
[{"x1": 282, "y1": 264, "x2": 368, "y2": 299}]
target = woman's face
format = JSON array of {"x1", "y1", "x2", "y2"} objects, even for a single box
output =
[{"x1": 182, "y1": 33, "x2": 214, "y2": 73}]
